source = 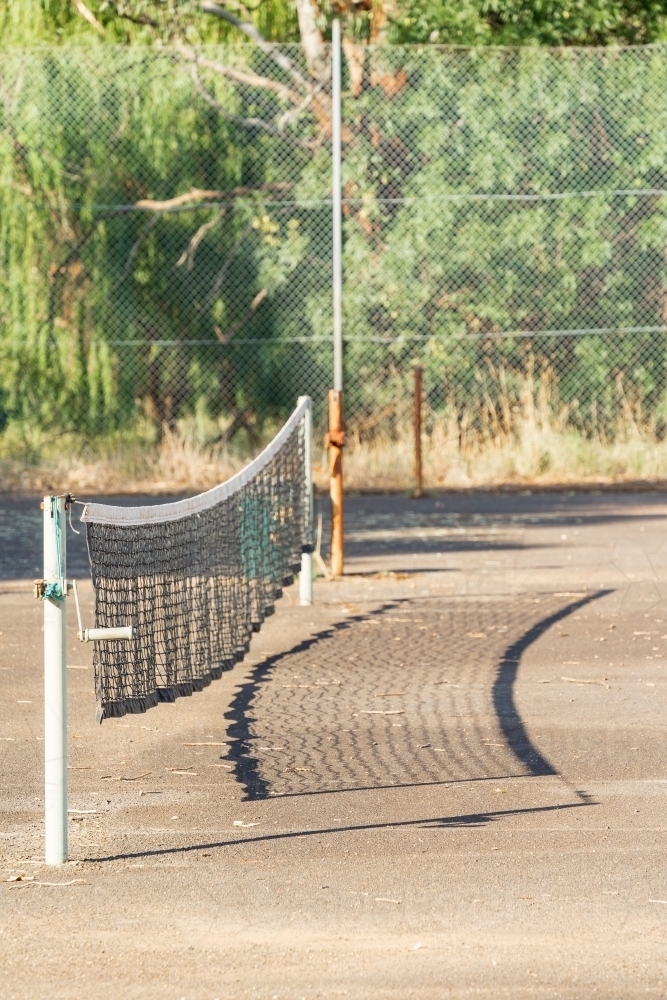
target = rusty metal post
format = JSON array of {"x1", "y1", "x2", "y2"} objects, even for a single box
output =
[
  {"x1": 413, "y1": 365, "x2": 424, "y2": 498},
  {"x1": 328, "y1": 389, "x2": 345, "y2": 577}
]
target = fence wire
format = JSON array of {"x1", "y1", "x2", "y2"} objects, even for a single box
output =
[{"x1": 3, "y1": 42, "x2": 667, "y2": 484}]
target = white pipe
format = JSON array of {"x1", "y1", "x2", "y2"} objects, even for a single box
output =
[
  {"x1": 300, "y1": 552, "x2": 313, "y2": 607},
  {"x1": 298, "y1": 396, "x2": 313, "y2": 605},
  {"x1": 332, "y1": 18, "x2": 343, "y2": 393},
  {"x1": 44, "y1": 496, "x2": 67, "y2": 865},
  {"x1": 80, "y1": 626, "x2": 133, "y2": 642}
]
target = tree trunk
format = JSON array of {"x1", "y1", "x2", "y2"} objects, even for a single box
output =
[{"x1": 295, "y1": 0, "x2": 328, "y2": 80}]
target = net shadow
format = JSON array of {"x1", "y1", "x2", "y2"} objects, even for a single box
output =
[
  {"x1": 90, "y1": 797, "x2": 596, "y2": 863},
  {"x1": 224, "y1": 591, "x2": 607, "y2": 800}
]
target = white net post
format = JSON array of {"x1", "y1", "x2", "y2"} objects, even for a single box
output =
[
  {"x1": 43, "y1": 495, "x2": 68, "y2": 865},
  {"x1": 299, "y1": 396, "x2": 313, "y2": 606}
]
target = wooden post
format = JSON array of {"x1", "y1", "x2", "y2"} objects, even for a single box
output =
[
  {"x1": 413, "y1": 365, "x2": 424, "y2": 498},
  {"x1": 328, "y1": 389, "x2": 345, "y2": 577}
]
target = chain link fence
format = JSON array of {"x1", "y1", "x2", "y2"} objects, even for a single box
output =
[{"x1": 3, "y1": 42, "x2": 667, "y2": 488}]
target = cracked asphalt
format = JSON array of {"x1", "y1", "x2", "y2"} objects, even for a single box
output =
[{"x1": 1, "y1": 490, "x2": 666, "y2": 999}]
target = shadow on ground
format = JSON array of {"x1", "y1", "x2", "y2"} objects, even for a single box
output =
[
  {"x1": 224, "y1": 592, "x2": 606, "y2": 801},
  {"x1": 90, "y1": 796, "x2": 596, "y2": 863}
]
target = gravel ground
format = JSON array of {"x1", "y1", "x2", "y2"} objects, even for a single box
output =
[{"x1": 1, "y1": 490, "x2": 666, "y2": 999}]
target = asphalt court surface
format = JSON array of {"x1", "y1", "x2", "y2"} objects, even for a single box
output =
[{"x1": 1, "y1": 490, "x2": 666, "y2": 998}]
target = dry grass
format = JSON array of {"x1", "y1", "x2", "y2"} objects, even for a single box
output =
[
  {"x1": 0, "y1": 426, "x2": 247, "y2": 495},
  {"x1": 344, "y1": 381, "x2": 667, "y2": 490},
  {"x1": 343, "y1": 421, "x2": 667, "y2": 491},
  {"x1": 4, "y1": 383, "x2": 667, "y2": 495}
]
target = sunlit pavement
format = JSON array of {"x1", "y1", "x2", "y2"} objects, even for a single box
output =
[{"x1": 1, "y1": 490, "x2": 666, "y2": 999}]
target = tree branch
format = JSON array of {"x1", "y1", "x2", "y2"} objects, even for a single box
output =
[
  {"x1": 342, "y1": 37, "x2": 364, "y2": 96},
  {"x1": 214, "y1": 287, "x2": 267, "y2": 342},
  {"x1": 188, "y1": 63, "x2": 288, "y2": 136},
  {"x1": 200, "y1": 1, "x2": 311, "y2": 92},
  {"x1": 71, "y1": 0, "x2": 106, "y2": 35},
  {"x1": 204, "y1": 222, "x2": 254, "y2": 310},
  {"x1": 175, "y1": 41, "x2": 302, "y2": 104},
  {"x1": 276, "y1": 81, "x2": 325, "y2": 131},
  {"x1": 295, "y1": 0, "x2": 328, "y2": 80},
  {"x1": 210, "y1": 407, "x2": 257, "y2": 446},
  {"x1": 105, "y1": 1, "x2": 160, "y2": 28},
  {"x1": 187, "y1": 63, "x2": 317, "y2": 145},
  {"x1": 115, "y1": 213, "x2": 162, "y2": 286},
  {"x1": 136, "y1": 188, "x2": 222, "y2": 211},
  {"x1": 369, "y1": 0, "x2": 391, "y2": 43},
  {"x1": 176, "y1": 209, "x2": 226, "y2": 270},
  {"x1": 135, "y1": 183, "x2": 292, "y2": 212}
]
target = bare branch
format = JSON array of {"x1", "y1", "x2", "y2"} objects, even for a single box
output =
[
  {"x1": 369, "y1": 0, "x2": 391, "y2": 43},
  {"x1": 209, "y1": 407, "x2": 256, "y2": 446},
  {"x1": 204, "y1": 222, "x2": 254, "y2": 310},
  {"x1": 137, "y1": 188, "x2": 224, "y2": 211},
  {"x1": 114, "y1": 213, "x2": 162, "y2": 286},
  {"x1": 105, "y1": 1, "x2": 160, "y2": 28},
  {"x1": 176, "y1": 209, "x2": 225, "y2": 270},
  {"x1": 343, "y1": 38, "x2": 364, "y2": 96},
  {"x1": 175, "y1": 42, "x2": 301, "y2": 104},
  {"x1": 200, "y1": 2, "x2": 311, "y2": 92},
  {"x1": 71, "y1": 0, "x2": 106, "y2": 35},
  {"x1": 186, "y1": 63, "x2": 320, "y2": 146},
  {"x1": 188, "y1": 63, "x2": 289, "y2": 137},
  {"x1": 278, "y1": 75, "x2": 324, "y2": 132},
  {"x1": 136, "y1": 182, "x2": 292, "y2": 213},
  {"x1": 214, "y1": 287, "x2": 267, "y2": 341},
  {"x1": 277, "y1": 85, "x2": 318, "y2": 131}
]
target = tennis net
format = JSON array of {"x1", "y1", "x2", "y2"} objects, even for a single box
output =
[{"x1": 81, "y1": 397, "x2": 312, "y2": 723}]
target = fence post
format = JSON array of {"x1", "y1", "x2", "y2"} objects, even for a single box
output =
[
  {"x1": 43, "y1": 495, "x2": 68, "y2": 865},
  {"x1": 413, "y1": 365, "x2": 424, "y2": 498},
  {"x1": 299, "y1": 396, "x2": 313, "y2": 605},
  {"x1": 329, "y1": 390, "x2": 344, "y2": 577},
  {"x1": 332, "y1": 17, "x2": 343, "y2": 395},
  {"x1": 330, "y1": 20, "x2": 344, "y2": 577}
]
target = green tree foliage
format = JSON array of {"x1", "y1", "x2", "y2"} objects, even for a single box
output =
[
  {"x1": 3, "y1": 41, "x2": 667, "y2": 443},
  {"x1": 3, "y1": 0, "x2": 667, "y2": 47},
  {"x1": 391, "y1": 0, "x2": 667, "y2": 46},
  {"x1": 3, "y1": 1, "x2": 667, "y2": 450},
  {"x1": 0, "y1": 43, "x2": 331, "y2": 438},
  {"x1": 0, "y1": 0, "x2": 299, "y2": 45},
  {"x1": 338, "y1": 45, "x2": 667, "y2": 434}
]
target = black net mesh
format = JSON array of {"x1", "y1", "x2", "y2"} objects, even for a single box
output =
[{"x1": 82, "y1": 403, "x2": 310, "y2": 722}]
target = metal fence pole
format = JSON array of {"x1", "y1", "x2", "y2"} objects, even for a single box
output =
[
  {"x1": 299, "y1": 395, "x2": 313, "y2": 605},
  {"x1": 43, "y1": 495, "x2": 68, "y2": 865},
  {"x1": 330, "y1": 19, "x2": 345, "y2": 575},
  {"x1": 332, "y1": 18, "x2": 343, "y2": 395}
]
